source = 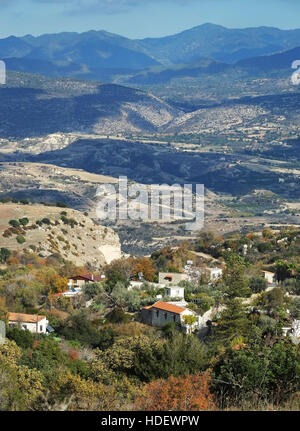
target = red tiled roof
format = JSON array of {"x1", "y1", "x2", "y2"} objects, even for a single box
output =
[
  {"x1": 8, "y1": 312, "x2": 46, "y2": 323},
  {"x1": 143, "y1": 301, "x2": 186, "y2": 315}
]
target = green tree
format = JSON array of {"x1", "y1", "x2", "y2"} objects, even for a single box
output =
[
  {"x1": 82, "y1": 282, "x2": 104, "y2": 300},
  {"x1": 213, "y1": 340, "x2": 300, "y2": 408},
  {"x1": 0, "y1": 248, "x2": 11, "y2": 263},
  {"x1": 275, "y1": 260, "x2": 298, "y2": 283},
  {"x1": 257, "y1": 287, "x2": 289, "y2": 320},
  {"x1": 223, "y1": 261, "x2": 251, "y2": 298},
  {"x1": 249, "y1": 276, "x2": 267, "y2": 294},
  {"x1": 19, "y1": 218, "x2": 29, "y2": 226},
  {"x1": 7, "y1": 327, "x2": 36, "y2": 349},
  {"x1": 9, "y1": 219, "x2": 20, "y2": 228},
  {"x1": 16, "y1": 235, "x2": 26, "y2": 244},
  {"x1": 213, "y1": 298, "x2": 252, "y2": 345}
]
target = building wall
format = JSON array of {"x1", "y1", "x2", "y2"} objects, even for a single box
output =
[
  {"x1": 165, "y1": 287, "x2": 185, "y2": 299},
  {"x1": 141, "y1": 306, "x2": 199, "y2": 334},
  {"x1": 263, "y1": 273, "x2": 275, "y2": 284},
  {"x1": 141, "y1": 308, "x2": 181, "y2": 326},
  {"x1": 159, "y1": 272, "x2": 189, "y2": 285},
  {"x1": 152, "y1": 308, "x2": 182, "y2": 326},
  {"x1": 9, "y1": 317, "x2": 48, "y2": 334},
  {"x1": 69, "y1": 279, "x2": 90, "y2": 288},
  {"x1": 0, "y1": 320, "x2": 5, "y2": 344},
  {"x1": 209, "y1": 268, "x2": 223, "y2": 280}
]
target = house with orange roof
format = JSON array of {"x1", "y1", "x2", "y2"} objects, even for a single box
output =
[
  {"x1": 141, "y1": 301, "x2": 200, "y2": 334},
  {"x1": 8, "y1": 312, "x2": 49, "y2": 334}
]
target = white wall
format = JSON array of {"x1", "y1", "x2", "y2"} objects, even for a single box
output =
[
  {"x1": 165, "y1": 286, "x2": 185, "y2": 299},
  {"x1": 9, "y1": 317, "x2": 48, "y2": 334}
]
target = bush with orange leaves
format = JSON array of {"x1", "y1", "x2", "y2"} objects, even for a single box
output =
[
  {"x1": 68, "y1": 348, "x2": 80, "y2": 361},
  {"x1": 134, "y1": 372, "x2": 215, "y2": 411}
]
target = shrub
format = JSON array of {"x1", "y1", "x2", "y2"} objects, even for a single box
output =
[
  {"x1": 19, "y1": 218, "x2": 29, "y2": 226},
  {"x1": 41, "y1": 218, "x2": 51, "y2": 225},
  {"x1": 249, "y1": 276, "x2": 267, "y2": 293},
  {"x1": 6, "y1": 327, "x2": 36, "y2": 349},
  {"x1": 105, "y1": 308, "x2": 132, "y2": 324},
  {"x1": 16, "y1": 235, "x2": 26, "y2": 244},
  {"x1": 56, "y1": 201, "x2": 68, "y2": 208},
  {"x1": 9, "y1": 219, "x2": 20, "y2": 228},
  {"x1": 135, "y1": 372, "x2": 215, "y2": 411},
  {"x1": 0, "y1": 247, "x2": 11, "y2": 263}
]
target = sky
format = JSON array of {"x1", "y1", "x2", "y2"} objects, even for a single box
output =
[{"x1": 0, "y1": 0, "x2": 300, "y2": 39}]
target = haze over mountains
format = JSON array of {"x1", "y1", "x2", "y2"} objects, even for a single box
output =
[{"x1": 1, "y1": 23, "x2": 300, "y2": 83}]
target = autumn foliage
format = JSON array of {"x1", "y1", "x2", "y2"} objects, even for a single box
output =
[
  {"x1": 135, "y1": 372, "x2": 215, "y2": 411},
  {"x1": 130, "y1": 257, "x2": 156, "y2": 282}
]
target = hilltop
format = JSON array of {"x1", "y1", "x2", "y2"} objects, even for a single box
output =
[
  {"x1": 0, "y1": 72, "x2": 180, "y2": 139},
  {"x1": 0, "y1": 202, "x2": 121, "y2": 266}
]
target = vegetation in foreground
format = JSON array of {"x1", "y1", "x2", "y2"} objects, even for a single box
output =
[{"x1": 0, "y1": 226, "x2": 299, "y2": 411}]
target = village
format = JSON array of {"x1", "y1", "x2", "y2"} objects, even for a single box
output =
[
  {"x1": 2, "y1": 250, "x2": 299, "y2": 342},
  {"x1": 0, "y1": 223, "x2": 300, "y2": 411}
]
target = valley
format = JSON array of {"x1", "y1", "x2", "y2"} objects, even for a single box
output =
[
  {"x1": 1, "y1": 24, "x2": 300, "y2": 256},
  {"x1": 0, "y1": 17, "x2": 300, "y2": 414}
]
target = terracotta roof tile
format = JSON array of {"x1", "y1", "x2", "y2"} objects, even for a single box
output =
[
  {"x1": 8, "y1": 312, "x2": 46, "y2": 323},
  {"x1": 143, "y1": 301, "x2": 186, "y2": 315}
]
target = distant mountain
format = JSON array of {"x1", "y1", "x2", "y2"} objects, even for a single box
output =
[
  {"x1": 126, "y1": 58, "x2": 231, "y2": 85},
  {"x1": 137, "y1": 23, "x2": 300, "y2": 64},
  {"x1": 0, "y1": 30, "x2": 160, "y2": 72},
  {"x1": 2, "y1": 24, "x2": 300, "y2": 80},
  {"x1": 3, "y1": 57, "x2": 135, "y2": 82},
  {"x1": 127, "y1": 45, "x2": 300, "y2": 86},
  {"x1": 0, "y1": 35, "x2": 32, "y2": 58},
  {"x1": 237, "y1": 46, "x2": 300, "y2": 72},
  {"x1": 24, "y1": 33, "x2": 159, "y2": 70}
]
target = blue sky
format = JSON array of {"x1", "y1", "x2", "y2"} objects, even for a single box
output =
[{"x1": 0, "y1": 0, "x2": 300, "y2": 39}]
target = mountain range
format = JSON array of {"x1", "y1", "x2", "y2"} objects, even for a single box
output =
[{"x1": 1, "y1": 24, "x2": 300, "y2": 83}]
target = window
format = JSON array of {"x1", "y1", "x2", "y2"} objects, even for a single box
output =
[
  {"x1": 173, "y1": 315, "x2": 176, "y2": 322},
  {"x1": 40, "y1": 325, "x2": 43, "y2": 332},
  {"x1": 156, "y1": 310, "x2": 159, "y2": 317},
  {"x1": 164, "y1": 313, "x2": 168, "y2": 320},
  {"x1": 22, "y1": 324, "x2": 27, "y2": 329}
]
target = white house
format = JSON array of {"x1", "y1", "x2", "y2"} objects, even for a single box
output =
[
  {"x1": 185, "y1": 266, "x2": 223, "y2": 283},
  {"x1": 205, "y1": 267, "x2": 223, "y2": 281},
  {"x1": 262, "y1": 270, "x2": 276, "y2": 284},
  {"x1": 8, "y1": 312, "x2": 49, "y2": 334},
  {"x1": 165, "y1": 286, "x2": 185, "y2": 299},
  {"x1": 128, "y1": 281, "x2": 144, "y2": 291}
]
